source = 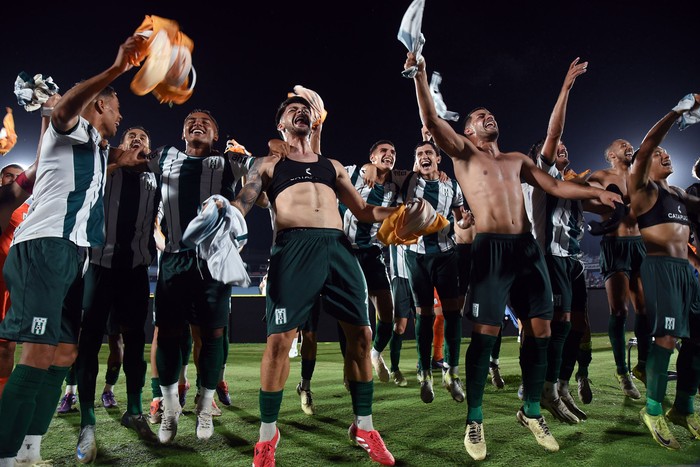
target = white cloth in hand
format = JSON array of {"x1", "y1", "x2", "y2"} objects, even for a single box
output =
[
  {"x1": 673, "y1": 93, "x2": 700, "y2": 131},
  {"x1": 430, "y1": 72, "x2": 460, "y2": 122},
  {"x1": 398, "y1": 0, "x2": 426, "y2": 78}
]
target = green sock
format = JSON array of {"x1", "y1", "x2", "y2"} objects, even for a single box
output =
[
  {"x1": 634, "y1": 314, "x2": 652, "y2": 371},
  {"x1": 546, "y1": 321, "x2": 571, "y2": 382},
  {"x1": 673, "y1": 340, "x2": 700, "y2": 414},
  {"x1": 560, "y1": 329, "x2": 583, "y2": 381},
  {"x1": 576, "y1": 340, "x2": 593, "y2": 378},
  {"x1": 415, "y1": 314, "x2": 434, "y2": 372},
  {"x1": 520, "y1": 335, "x2": 550, "y2": 418},
  {"x1": 151, "y1": 377, "x2": 162, "y2": 398},
  {"x1": 467, "y1": 406, "x2": 484, "y2": 423},
  {"x1": 465, "y1": 332, "x2": 497, "y2": 423},
  {"x1": 65, "y1": 364, "x2": 77, "y2": 386},
  {"x1": 608, "y1": 315, "x2": 627, "y2": 374},
  {"x1": 389, "y1": 330, "x2": 403, "y2": 372},
  {"x1": 105, "y1": 363, "x2": 121, "y2": 386},
  {"x1": 127, "y1": 392, "x2": 143, "y2": 416},
  {"x1": 301, "y1": 359, "x2": 316, "y2": 381},
  {"x1": 443, "y1": 310, "x2": 462, "y2": 368},
  {"x1": 348, "y1": 380, "x2": 373, "y2": 417},
  {"x1": 80, "y1": 401, "x2": 96, "y2": 427},
  {"x1": 28, "y1": 365, "x2": 69, "y2": 435},
  {"x1": 156, "y1": 335, "x2": 183, "y2": 386},
  {"x1": 259, "y1": 389, "x2": 283, "y2": 423},
  {"x1": 199, "y1": 335, "x2": 225, "y2": 390},
  {"x1": 0, "y1": 364, "x2": 46, "y2": 457},
  {"x1": 373, "y1": 320, "x2": 393, "y2": 353},
  {"x1": 646, "y1": 344, "x2": 672, "y2": 416}
]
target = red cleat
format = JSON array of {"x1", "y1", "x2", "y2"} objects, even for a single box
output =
[
  {"x1": 253, "y1": 428, "x2": 280, "y2": 467},
  {"x1": 349, "y1": 423, "x2": 395, "y2": 466}
]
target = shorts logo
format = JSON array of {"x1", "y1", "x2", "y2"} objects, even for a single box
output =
[
  {"x1": 553, "y1": 294, "x2": 562, "y2": 307},
  {"x1": 472, "y1": 303, "x2": 479, "y2": 318},
  {"x1": 665, "y1": 317, "x2": 675, "y2": 331},
  {"x1": 275, "y1": 308, "x2": 287, "y2": 325},
  {"x1": 31, "y1": 317, "x2": 47, "y2": 336}
]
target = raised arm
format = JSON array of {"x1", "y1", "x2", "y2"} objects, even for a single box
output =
[
  {"x1": 52, "y1": 35, "x2": 143, "y2": 132},
  {"x1": 405, "y1": 53, "x2": 473, "y2": 161},
  {"x1": 540, "y1": 58, "x2": 587, "y2": 164}
]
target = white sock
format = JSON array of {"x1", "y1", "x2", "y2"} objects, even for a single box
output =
[
  {"x1": 15, "y1": 435, "x2": 42, "y2": 462},
  {"x1": 196, "y1": 388, "x2": 215, "y2": 412},
  {"x1": 259, "y1": 422, "x2": 277, "y2": 442},
  {"x1": 66, "y1": 385, "x2": 77, "y2": 394},
  {"x1": 356, "y1": 414, "x2": 374, "y2": 431},
  {"x1": 161, "y1": 383, "x2": 179, "y2": 412},
  {"x1": 490, "y1": 357, "x2": 499, "y2": 366},
  {"x1": 0, "y1": 457, "x2": 16, "y2": 467},
  {"x1": 370, "y1": 348, "x2": 380, "y2": 359}
]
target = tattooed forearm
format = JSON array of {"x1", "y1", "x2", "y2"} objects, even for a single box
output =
[{"x1": 234, "y1": 162, "x2": 264, "y2": 215}]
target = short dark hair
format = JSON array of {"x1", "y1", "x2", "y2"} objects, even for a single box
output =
[
  {"x1": 527, "y1": 137, "x2": 546, "y2": 162},
  {"x1": 368, "y1": 140, "x2": 395, "y2": 156},
  {"x1": 463, "y1": 107, "x2": 487, "y2": 131},
  {"x1": 275, "y1": 96, "x2": 311, "y2": 125},
  {"x1": 1, "y1": 163, "x2": 23, "y2": 175},
  {"x1": 414, "y1": 140, "x2": 440, "y2": 155},
  {"x1": 186, "y1": 109, "x2": 219, "y2": 132},
  {"x1": 119, "y1": 125, "x2": 150, "y2": 145}
]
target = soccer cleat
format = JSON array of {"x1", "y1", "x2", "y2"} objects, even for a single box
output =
[
  {"x1": 57, "y1": 393, "x2": 78, "y2": 414},
  {"x1": 442, "y1": 369, "x2": 465, "y2": 403},
  {"x1": 195, "y1": 407, "x2": 214, "y2": 440},
  {"x1": 391, "y1": 370, "x2": 408, "y2": 387},
  {"x1": 632, "y1": 365, "x2": 647, "y2": 386},
  {"x1": 159, "y1": 406, "x2": 181, "y2": 444},
  {"x1": 559, "y1": 387, "x2": 587, "y2": 420},
  {"x1": 348, "y1": 423, "x2": 395, "y2": 466},
  {"x1": 576, "y1": 375, "x2": 593, "y2": 404},
  {"x1": 640, "y1": 407, "x2": 680, "y2": 450},
  {"x1": 464, "y1": 421, "x2": 486, "y2": 461},
  {"x1": 178, "y1": 382, "x2": 190, "y2": 408},
  {"x1": 419, "y1": 370, "x2": 434, "y2": 403},
  {"x1": 616, "y1": 372, "x2": 641, "y2": 399},
  {"x1": 121, "y1": 412, "x2": 158, "y2": 442},
  {"x1": 516, "y1": 408, "x2": 560, "y2": 452},
  {"x1": 101, "y1": 390, "x2": 118, "y2": 409},
  {"x1": 149, "y1": 399, "x2": 163, "y2": 424},
  {"x1": 253, "y1": 428, "x2": 279, "y2": 467},
  {"x1": 371, "y1": 351, "x2": 391, "y2": 383},
  {"x1": 540, "y1": 394, "x2": 579, "y2": 424},
  {"x1": 216, "y1": 380, "x2": 232, "y2": 406},
  {"x1": 489, "y1": 365, "x2": 505, "y2": 389},
  {"x1": 430, "y1": 358, "x2": 445, "y2": 370},
  {"x1": 75, "y1": 425, "x2": 97, "y2": 464},
  {"x1": 666, "y1": 406, "x2": 700, "y2": 440},
  {"x1": 296, "y1": 383, "x2": 316, "y2": 416}
]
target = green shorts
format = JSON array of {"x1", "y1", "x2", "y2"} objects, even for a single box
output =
[
  {"x1": 154, "y1": 250, "x2": 232, "y2": 331},
  {"x1": 546, "y1": 256, "x2": 587, "y2": 314},
  {"x1": 391, "y1": 277, "x2": 415, "y2": 319},
  {"x1": 300, "y1": 296, "x2": 322, "y2": 333},
  {"x1": 468, "y1": 233, "x2": 553, "y2": 326},
  {"x1": 405, "y1": 249, "x2": 459, "y2": 308},
  {"x1": 599, "y1": 236, "x2": 646, "y2": 280},
  {"x1": 456, "y1": 243, "x2": 472, "y2": 296},
  {"x1": 0, "y1": 238, "x2": 83, "y2": 345},
  {"x1": 353, "y1": 246, "x2": 390, "y2": 291},
  {"x1": 82, "y1": 263, "x2": 150, "y2": 336},
  {"x1": 640, "y1": 256, "x2": 698, "y2": 339},
  {"x1": 266, "y1": 228, "x2": 370, "y2": 335}
]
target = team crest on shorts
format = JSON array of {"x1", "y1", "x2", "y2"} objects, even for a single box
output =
[
  {"x1": 471, "y1": 303, "x2": 479, "y2": 318},
  {"x1": 275, "y1": 308, "x2": 287, "y2": 325},
  {"x1": 665, "y1": 317, "x2": 675, "y2": 331},
  {"x1": 31, "y1": 317, "x2": 48, "y2": 336}
]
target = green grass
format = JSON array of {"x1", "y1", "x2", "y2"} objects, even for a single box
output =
[{"x1": 28, "y1": 333, "x2": 700, "y2": 466}]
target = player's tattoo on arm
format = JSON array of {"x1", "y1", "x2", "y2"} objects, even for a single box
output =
[{"x1": 235, "y1": 160, "x2": 264, "y2": 215}]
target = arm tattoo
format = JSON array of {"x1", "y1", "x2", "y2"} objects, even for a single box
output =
[{"x1": 236, "y1": 162, "x2": 264, "y2": 215}]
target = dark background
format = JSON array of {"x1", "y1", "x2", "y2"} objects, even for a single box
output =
[{"x1": 4, "y1": 1, "x2": 700, "y2": 264}]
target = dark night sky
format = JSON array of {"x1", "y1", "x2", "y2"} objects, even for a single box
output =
[{"x1": 3, "y1": 1, "x2": 700, "y2": 256}]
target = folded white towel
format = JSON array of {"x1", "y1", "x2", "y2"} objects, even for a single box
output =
[
  {"x1": 673, "y1": 93, "x2": 700, "y2": 131},
  {"x1": 14, "y1": 72, "x2": 59, "y2": 112},
  {"x1": 430, "y1": 71, "x2": 460, "y2": 122},
  {"x1": 182, "y1": 195, "x2": 250, "y2": 286}
]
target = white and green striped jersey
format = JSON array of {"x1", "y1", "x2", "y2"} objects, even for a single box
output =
[
  {"x1": 530, "y1": 156, "x2": 584, "y2": 257},
  {"x1": 399, "y1": 173, "x2": 462, "y2": 254},
  {"x1": 90, "y1": 170, "x2": 160, "y2": 269},
  {"x1": 14, "y1": 117, "x2": 107, "y2": 247},
  {"x1": 339, "y1": 165, "x2": 410, "y2": 248},
  {"x1": 147, "y1": 146, "x2": 237, "y2": 253},
  {"x1": 389, "y1": 244, "x2": 410, "y2": 280}
]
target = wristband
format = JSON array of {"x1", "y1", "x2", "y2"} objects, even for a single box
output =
[
  {"x1": 15, "y1": 172, "x2": 34, "y2": 194},
  {"x1": 40, "y1": 107, "x2": 54, "y2": 117}
]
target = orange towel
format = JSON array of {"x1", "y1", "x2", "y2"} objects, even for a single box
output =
[
  {"x1": 0, "y1": 108, "x2": 17, "y2": 156},
  {"x1": 377, "y1": 201, "x2": 450, "y2": 245}
]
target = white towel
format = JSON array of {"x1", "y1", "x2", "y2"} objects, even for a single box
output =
[
  {"x1": 673, "y1": 93, "x2": 700, "y2": 131},
  {"x1": 14, "y1": 72, "x2": 59, "y2": 112},
  {"x1": 182, "y1": 195, "x2": 250, "y2": 287},
  {"x1": 429, "y1": 71, "x2": 460, "y2": 121},
  {"x1": 397, "y1": 0, "x2": 426, "y2": 78}
]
